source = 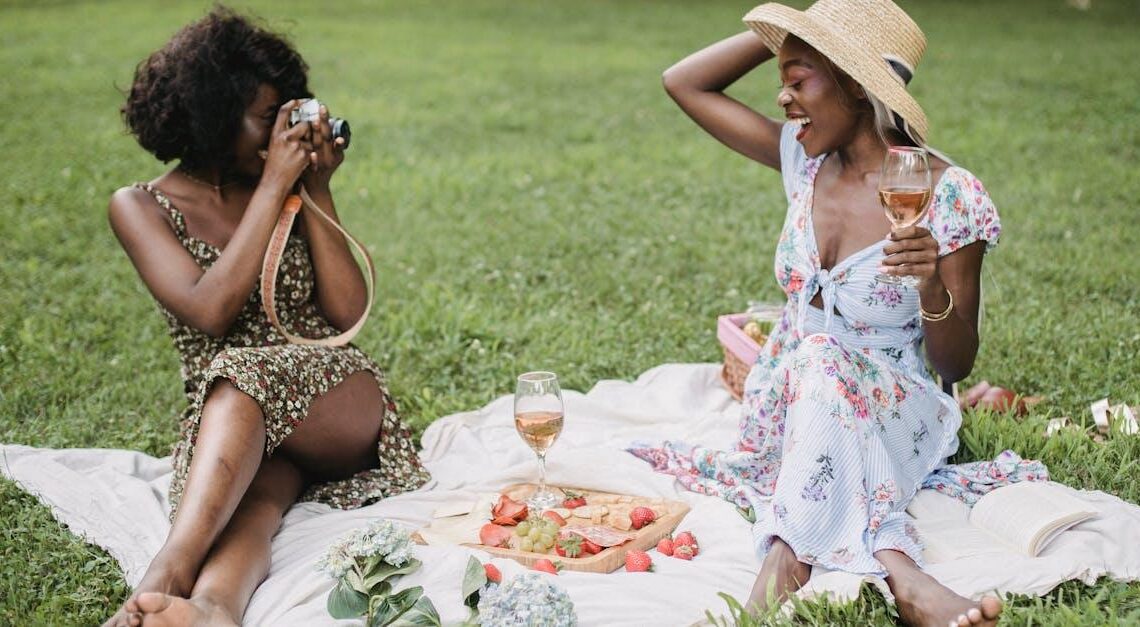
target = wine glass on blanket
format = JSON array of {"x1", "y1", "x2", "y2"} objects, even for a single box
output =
[
  {"x1": 876, "y1": 146, "x2": 932, "y2": 286},
  {"x1": 514, "y1": 371, "x2": 564, "y2": 511}
]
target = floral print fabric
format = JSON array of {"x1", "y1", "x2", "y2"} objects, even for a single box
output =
[
  {"x1": 135, "y1": 184, "x2": 430, "y2": 517},
  {"x1": 628, "y1": 124, "x2": 1046, "y2": 576}
]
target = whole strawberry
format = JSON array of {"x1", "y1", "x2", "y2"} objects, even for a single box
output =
[
  {"x1": 532, "y1": 558, "x2": 559, "y2": 575},
  {"x1": 625, "y1": 550, "x2": 654, "y2": 572},
  {"x1": 555, "y1": 535, "x2": 583, "y2": 558},
  {"x1": 629, "y1": 506, "x2": 657, "y2": 530},
  {"x1": 561, "y1": 489, "x2": 587, "y2": 509},
  {"x1": 673, "y1": 530, "x2": 699, "y2": 555},
  {"x1": 483, "y1": 563, "x2": 502, "y2": 583},
  {"x1": 656, "y1": 536, "x2": 674, "y2": 556},
  {"x1": 673, "y1": 544, "x2": 694, "y2": 560}
]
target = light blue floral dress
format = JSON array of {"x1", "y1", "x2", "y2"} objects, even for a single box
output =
[{"x1": 630, "y1": 123, "x2": 1046, "y2": 576}]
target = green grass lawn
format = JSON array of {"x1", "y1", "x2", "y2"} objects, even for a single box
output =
[{"x1": 1, "y1": 0, "x2": 1138, "y2": 624}]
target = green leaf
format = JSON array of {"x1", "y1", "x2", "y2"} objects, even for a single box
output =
[
  {"x1": 364, "y1": 558, "x2": 422, "y2": 590},
  {"x1": 461, "y1": 556, "x2": 487, "y2": 609},
  {"x1": 370, "y1": 586, "x2": 424, "y2": 627},
  {"x1": 327, "y1": 579, "x2": 369, "y2": 619},
  {"x1": 387, "y1": 596, "x2": 442, "y2": 627},
  {"x1": 736, "y1": 505, "x2": 756, "y2": 523}
]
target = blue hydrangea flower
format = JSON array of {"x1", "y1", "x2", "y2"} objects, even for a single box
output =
[{"x1": 477, "y1": 572, "x2": 576, "y2": 626}]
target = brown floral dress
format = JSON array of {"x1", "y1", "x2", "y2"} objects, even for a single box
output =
[{"x1": 135, "y1": 184, "x2": 431, "y2": 516}]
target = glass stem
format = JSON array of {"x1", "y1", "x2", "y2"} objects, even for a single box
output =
[{"x1": 536, "y1": 452, "x2": 548, "y2": 493}]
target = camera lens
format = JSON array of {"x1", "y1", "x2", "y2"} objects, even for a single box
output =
[{"x1": 329, "y1": 118, "x2": 351, "y2": 149}]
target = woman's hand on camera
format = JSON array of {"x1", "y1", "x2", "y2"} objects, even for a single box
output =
[
  {"x1": 880, "y1": 225, "x2": 940, "y2": 286},
  {"x1": 262, "y1": 99, "x2": 315, "y2": 191},
  {"x1": 301, "y1": 104, "x2": 345, "y2": 191}
]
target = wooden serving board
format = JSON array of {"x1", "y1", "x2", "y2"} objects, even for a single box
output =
[{"x1": 468, "y1": 484, "x2": 689, "y2": 574}]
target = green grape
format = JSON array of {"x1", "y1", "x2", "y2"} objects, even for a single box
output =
[
  {"x1": 538, "y1": 533, "x2": 555, "y2": 548},
  {"x1": 542, "y1": 521, "x2": 559, "y2": 535},
  {"x1": 528, "y1": 527, "x2": 542, "y2": 540},
  {"x1": 516, "y1": 521, "x2": 532, "y2": 537},
  {"x1": 520, "y1": 537, "x2": 534, "y2": 552}
]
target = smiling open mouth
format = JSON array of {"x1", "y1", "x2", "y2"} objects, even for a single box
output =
[{"x1": 789, "y1": 116, "x2": 812, "y2": 141}]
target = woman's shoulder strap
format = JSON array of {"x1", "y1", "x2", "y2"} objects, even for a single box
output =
[{"x1": 132, "y1": 182, "x2": 188, "y2": 238}]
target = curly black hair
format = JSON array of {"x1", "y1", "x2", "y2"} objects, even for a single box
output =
[{"x1": 122, "y1": 6, "x2": 311, "y2": 169}]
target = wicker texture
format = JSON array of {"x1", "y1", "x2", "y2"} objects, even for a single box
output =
[
  {"x1": 721, "y1": 345, "x2": 753, "y2": 401},
  {"x1": 717, "y1": 313, "x2": 767, "y2": 401}
]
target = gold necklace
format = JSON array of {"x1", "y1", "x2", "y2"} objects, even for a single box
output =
[{"x1": 177, "y1": 167, "x2": 239, "y2": 192}]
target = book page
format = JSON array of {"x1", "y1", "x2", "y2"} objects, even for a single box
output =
[
  {"x1": 970, "y1": 482, "x2": 1098, "y2": 556},
  {"x1": 911, "y1": 517, "x2": 1010, "y2": 564},
  {"x1": 905, "y1": 489, "x2": 971, "y2": 522}
]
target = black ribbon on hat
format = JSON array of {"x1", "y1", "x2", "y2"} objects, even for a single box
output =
[
  {"x1": 885, "y1": 57, "x2": 913, "y2": 85},
  {"x1": 882, "y1": 55, "x2": 920, "y2": 145}
]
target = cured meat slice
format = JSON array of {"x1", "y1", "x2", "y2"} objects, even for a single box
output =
[
  {"x1": 479, "y1": 523, "x2": 512, "y2": 548},
  {"x1": 561, "y1": 525, "x2": 635, "y2": 547},
  {"x1": 490, "y1": 494, "x2": 528, "y2": 526}
]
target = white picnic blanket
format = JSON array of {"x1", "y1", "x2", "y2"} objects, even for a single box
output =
[{"x1": 4, "y1": 363, "x2": 1140, "y2": 626}]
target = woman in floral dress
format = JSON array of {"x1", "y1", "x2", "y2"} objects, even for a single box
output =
[
  {"x1": 630, "y1": 1, "x2": 1043, "y2": 625},
  {"x1": 104, "y1": 9, "x2": 429, "y2": 626}
]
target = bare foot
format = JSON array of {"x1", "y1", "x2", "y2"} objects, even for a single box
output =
[
  {"x1": 890, "y1": 565, "x2": 1002, "y2": 626},
  {"x1": 746, "y1": 537, "x2": 812, "y2": 613},
  {"x1": 135, "y1": 592, "x2": 239, "y2": 627},
  {"x1": 102, "y1": 555, "x2": 196, "y2": 627}
]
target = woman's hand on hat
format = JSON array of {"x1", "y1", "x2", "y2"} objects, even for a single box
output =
[
  {"x1": 263, "y1": 99, "x2": 316, "y2": 191},
  {"x1": 880, "y1": 225, "x2": 939, "y2": 285},
  {"x1": 301, "y1": 104, "x2": 344, "y2": 191}
]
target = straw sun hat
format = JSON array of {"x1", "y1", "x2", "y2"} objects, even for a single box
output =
[{"x1": 744, "y1": 0, "x2": 929, "y2": 145}]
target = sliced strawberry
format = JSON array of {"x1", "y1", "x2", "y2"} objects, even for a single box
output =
[
  {"x1": 581, "y1": 539, "x2": 603, "y2": 555},
  {"x1": 483, "y1": 563, "x2": 502, "y2": 583},
  {"x1": 532, "y1": 558, "x2": 559, "y2": 575},
  {"x1": 542, "y1": 510, "x2": 567, "y2": 527}
]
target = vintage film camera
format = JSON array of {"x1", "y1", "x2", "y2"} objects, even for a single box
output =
[{"x1": 289, "y1": 99, "x2": 351, "y2": 148}]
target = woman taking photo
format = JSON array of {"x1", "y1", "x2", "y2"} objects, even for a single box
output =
[
  {"x1": 632, "y1": 1, "x2": 1032, "y2": 624},
  {"x1": 105, "y1": 8, "x2": 429, "y2": 625}
]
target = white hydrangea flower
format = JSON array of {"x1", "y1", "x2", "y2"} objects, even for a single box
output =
[
  {"x1": 477, "y1": 572, "x2": 576, "y2": 627},
  {"x1": 315, "y1": 536, "x2": 354, "y2": 578},
  {"x1": 316, "y1": 519, "x2": 415, "y2": 578}
]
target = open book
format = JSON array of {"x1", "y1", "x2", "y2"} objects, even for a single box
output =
[{"x1": 906, "y1": 482, "x2": 1098, "y2": 564}]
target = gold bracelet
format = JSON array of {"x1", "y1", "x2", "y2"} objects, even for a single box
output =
[{"x1": 920, "y1": 289, "x2": 954, "y2": 322}]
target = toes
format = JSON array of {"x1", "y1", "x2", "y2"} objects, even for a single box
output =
[
  {"x1": 957, "y1": 614, "x2": 970, "y2": 627},
  {"x1": 980, "y1": 596, "x2": 1004, "y2": 619},
  {"x1": 966, "y1": 607, "x2": 982, "y2": 623},
  {"x1": 136, "y1": 591, "x2": 175, "y2": 614}
]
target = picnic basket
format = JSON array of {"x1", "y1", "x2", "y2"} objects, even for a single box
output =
[{"x1": 717, "y1": 305, "x2": 782, "y2": 400}]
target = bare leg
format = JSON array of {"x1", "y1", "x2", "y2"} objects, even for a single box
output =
[
  {"x1": 133, "y1": 456, "x2": 304, "y2": 625},
  {"x1": 118, "y1": 371, "x2": 389, "y2": 625},
  {"x1": 746, "y1": 537, "x2": 812, "y2": 614},
  {"x1": 274, "y1": 371, "x2": 385, "y2": 479},
  {"x1": 105, "y1": 381, "x2": 266, "y2": 627},
  {"x1": 878, "y1": 549, "x2": 1002, "y2": 626}
]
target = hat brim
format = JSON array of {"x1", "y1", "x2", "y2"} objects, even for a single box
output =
[{"x1": 743, "y1": 4, "x2": 928, "y2": 144}]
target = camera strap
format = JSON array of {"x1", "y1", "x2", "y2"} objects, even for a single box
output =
[{"x1": 259, "y1": 186, "x2": 374, "y2": 347}]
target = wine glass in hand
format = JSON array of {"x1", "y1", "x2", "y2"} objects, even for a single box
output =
[
  {"x1": 876, "y1": 146, "x2": 932, "y2": 286},
  {"x1": 514, "y1": 371, "x2": 564, "y2": 511}
]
